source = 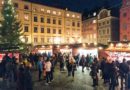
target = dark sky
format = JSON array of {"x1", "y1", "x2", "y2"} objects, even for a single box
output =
[{"x1": 26, "y1": 0, "x2": 122, "y2": 13}]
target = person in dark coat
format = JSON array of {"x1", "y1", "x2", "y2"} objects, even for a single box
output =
[
  {"x1": 119, "y1": 58, "x2": 129, "y2": 89},
  {"x1": 109, "y1": 61, "x2": 117, "y2": 90},
  {"x1": 90, "y1": 59, "x2": 99, "y2": 87},
  {"x1": 80, "y1": 55, "x2": 86, "y2": 72},
  {"x1": 17, "y1": 64, "x2": 25, "y2": 90},
  {"x1": 100, "y1": 57, "x2": 106, "y2": 83},
  {"x1": 24, "y1": 66, "x2": 33, "y2": 90},
  {"x1": 128, "y1": 66, "x2": 130, "y2": 90}
]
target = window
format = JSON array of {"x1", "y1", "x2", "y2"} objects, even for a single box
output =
[
  {"x1": 72, "y1": 22, "x2": 75, "y2": 26},
  {"x1": 47, "y1": 38, "x2": 50, "y2": 43},
  {"x1": 123, "y1": 35, "x2": 127, "y2": 41},
  {"x1": 41, "y1": 38, "x2": 44, "y2": 44},
  {"x1": 72, "y1": 14, "x2": 75, "y2": 18},
  {"x1": 24, "y1": 14, "x2": 29, "y2": 20},
  {"x1": 77, "y1": 22, "x2": 80, "y2": 27},
  {"x1": 41, "y1": 27, "x2": 44, "y2": 33},
  {"x1": 123, "y1": 12, "x2": 127, "y2": 17},
  {"x1": 47, "y1": 10, "x2": 51, "y2": 13},
  {"x1": 98, "y1": 23, "x2": 101, "y2": 26},
  {"x1": 58, "y1": 20, "x2": 62, "y2": 25},
  {"x1": 53, "y1": 11, "x2": 56, "y2": 15},
  {"x1": 14, "y1": 3, "x2": 18, "y2": 8},
  {"x1": 53, "y1": 29, "x2": 56, "y2": 34},
  {"x1": 24, "y1": 5, "x2": 29, "y2": 10},
  {"x1": 41, "y1": 17, "x2": 44, "y2": 23},
  {"x1": 66, "y1": 14, "x2": 70, "y2": 17},
  {"x1": 34, "y1": 37, "x2": 38, "y2": 43},
  {"x1": 107, "y1": 21, "x2": 110, "y2": 24},
  {"x1": 92, "y1": 20, "x2": 96, "y2": 24},
  {"x1": 25, "y1": 37, "x2": 28, "y2": 43},
  {"x1": 103, "y1": 22, "x2": 105, "y2": 25},
  {"x1": 107, "y1": 28, "x2": 110, "y2": 34},
  {"x1": 34, "y1": 16, "x2": 38, "y2": 22},
  {"x1": 47, "y1": 28, "x2": 50, "y2": 33},
  {"x1": 24, "y1": 26, "x2": 29, "y2": 32},
  {"x1": 123, "y1": 23, "x2": 127, "y2": 30},
  {"x1": 47, "y1": 18, "x2": 51, "y2": 23},
  {"x1": 34, "y1": 27, "x2": 38, "y2": 33},
  {"x1": 41, "y1": 8, "x2": 44, "y2": 12},
  {"x1": 53, "y1": 19, "x2": 56, "y2": 24},
  {"x1": 59, "y1": 29, "x2": 61, "y2": 34}
]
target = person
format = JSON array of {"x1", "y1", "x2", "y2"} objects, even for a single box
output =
[
  {"x1": 90, "y1": 58, "x2": 99, "y2": 87},
  {"x1": 37, "y1": 56, "x2": 43, "y2": 81},
  {"x1": 109, "y1": 61, "x2": 117, "y2": 90},
  {"x1": 24, "y1": 64, "x2": 33, "y2": 90},
  {"x1": 66, "y1": 55, "x2": 71, "y2": 76},
  {"x1": 69, "y1": 56, "x2": 76, "y2": 79},
  {"x1": 119, "y1": 58, "x2": 129, "y2": 89},
  {"x1": 128, "y1": 66, "x2": 130, "y2": 90},
  {"x1": 17, "y1": 64, "x2": 25, "y2": 90},
  {"x1": 45, "y1": 58, "x2": 52, "y2": 85},
  {"x1": 80, "y1": 55, "x2": 86, "y2": 72},
  {"x1": 50, "y1": 56, "x2": 55, "y2": 81}
]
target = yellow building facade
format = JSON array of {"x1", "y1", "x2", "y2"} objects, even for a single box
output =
[{"x1": 0, "y1": 0, "x2": 82, "y2": 46}]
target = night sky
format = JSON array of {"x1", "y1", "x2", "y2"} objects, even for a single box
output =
[{"x1": 26, "y1": 0, "x2": 122, "y2": 13}]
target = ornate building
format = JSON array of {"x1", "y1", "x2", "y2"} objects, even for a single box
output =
[
  {"x1": 97, "y1": 8, "x2": 119, "y2": 45},
  {"x1": 120, "y1": 0, "x2": 130, "y2": 41},
  {"x1": 0, "y1": 0, "x2": 82, "y2": 46},
  {"x1": 82, "y1": 15, "x2": 97, "y2": 44}
]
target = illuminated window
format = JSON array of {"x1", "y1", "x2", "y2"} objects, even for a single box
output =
[
  {"x1": 77, "y1": 16, "x2": 80, "y2": 18},
  {"x1": 72, "y1": 14, "x2": 75, "y2": 18},
  {"x1": 93, "y1": 20, "x2": 96, "y2": 23},
  {"x1": 47, "y1": 10, "x2": 51, "y2": 13},
  {"x1": 53, "y1": 11, "x2": 56, "y2": 15},
  {"x1": 66, "y1": 14, "x2": 70, "y2": 17},
  {"x1": 41, "y1": 8, "x2": 44, "y2": 12},
  {"x1": 2, "y1": 1, "x2": 4, "y2": 4},
  {"x1": 58, "y1": 12, "x2": 61, "y2": 15},
  {"x1": 24, "y1": 14, "x2": 29, "y2": 20}
]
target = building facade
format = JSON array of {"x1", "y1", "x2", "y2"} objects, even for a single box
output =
[
  {"x1": 120, "y1": 0, "x2": 130, "y2": 41},
  {"x1": 82, "y1": 16, "x2": 97, "y2": 44},
  {"x1": 97, "y1": 9, "x2": 119, "y2": 45},
  {"x1": 0, "y1": 0, "x2": 82, "y2": 46}
]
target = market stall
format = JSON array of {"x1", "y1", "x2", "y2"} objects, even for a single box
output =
[{"x1": 103, "y1": 42, "x2": 130, "y2": 62}]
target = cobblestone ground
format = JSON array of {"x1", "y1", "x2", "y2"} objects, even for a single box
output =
[
  {"x1": 33, "y1": 66, "x2": 121, "y2": 90},
  {"x1": 0, "y1": 66, "x2": 122, "y2": 90}
]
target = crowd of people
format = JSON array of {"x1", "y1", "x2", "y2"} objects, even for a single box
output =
[{"x1": 0, "y1": 52, "x2": 130, "y2": 90}]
